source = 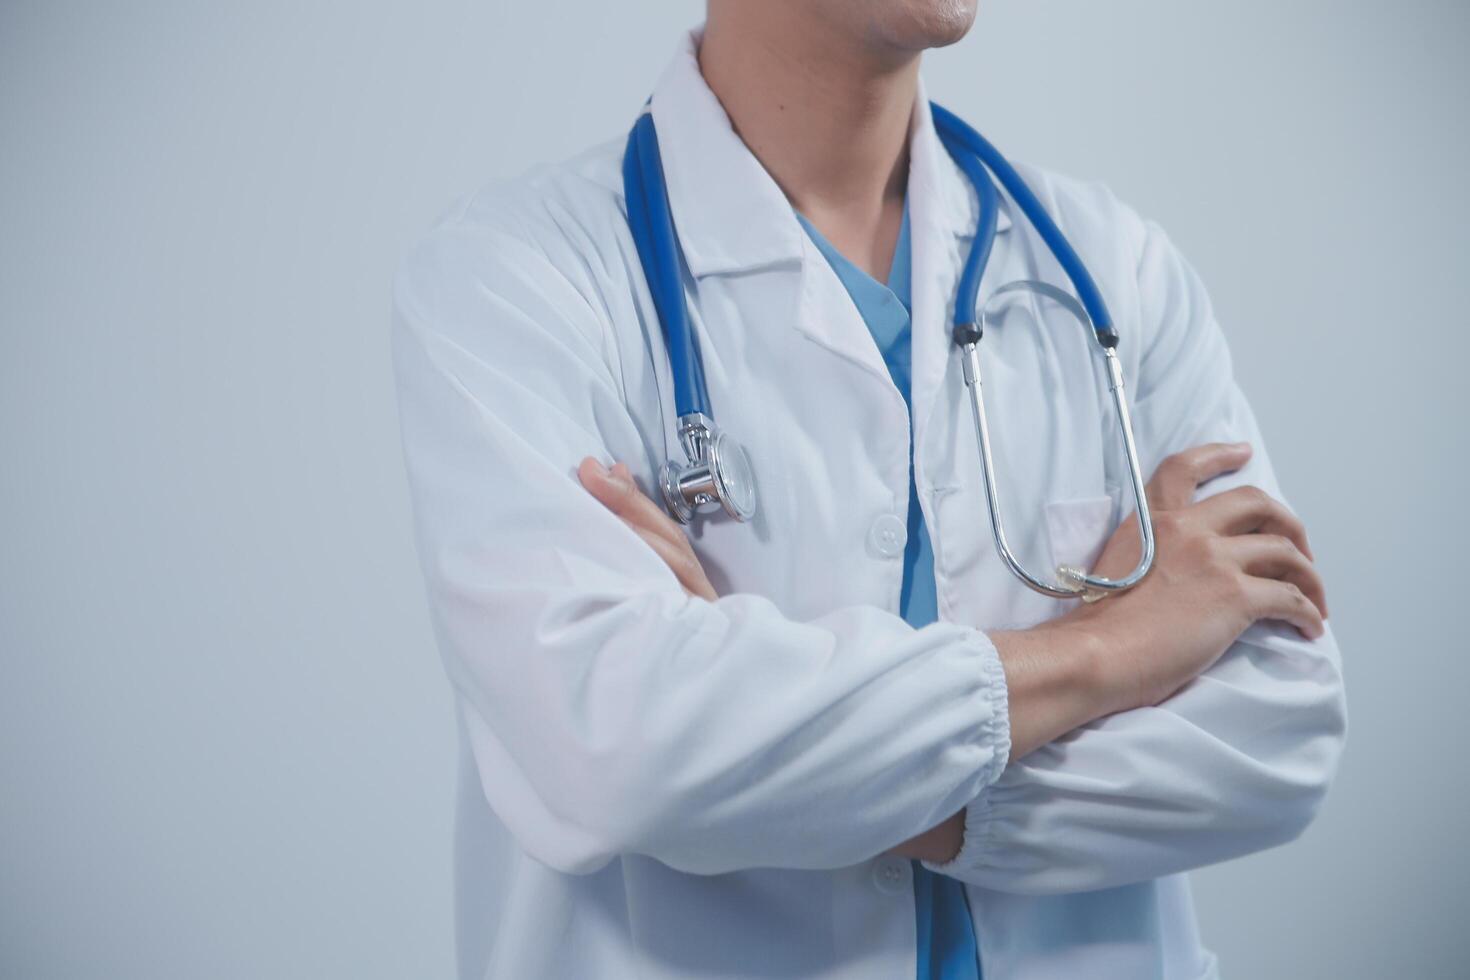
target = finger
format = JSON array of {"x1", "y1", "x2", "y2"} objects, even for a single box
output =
[
  {"x1": 1146, "y1": 442, "x2": 1253, "y2": 511},
  {"x1": 1190, "y1": 485, "x2": 1314, "y2": 561},
  {"x1": 622, "y1": 518, "x2": 717, "y2": 601},
  {"x1": 1217, "y1": 534, "x2": 1329, "y2": 619},
  {"x1": 1240, "y1": 575, "x2": 1326, "y2": 641},
  {"x1": 577, "y1": 457, "x2": 686, "y2": 548},
  {"x1": 612, "y1": 465, "x2": 692, "y2": 548}
]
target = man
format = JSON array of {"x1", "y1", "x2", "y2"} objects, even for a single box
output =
[{"x1": 391, "y1": 2, "x2": 1347, "y2": 977}]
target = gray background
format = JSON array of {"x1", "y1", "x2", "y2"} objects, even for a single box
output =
[{"x1": 2, "y1": 1, "x2": 1464, "y2": 977}]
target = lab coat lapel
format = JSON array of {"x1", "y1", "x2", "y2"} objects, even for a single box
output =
[{"x1": 791, "y1": 238, "x2": 900, "y2": 391}]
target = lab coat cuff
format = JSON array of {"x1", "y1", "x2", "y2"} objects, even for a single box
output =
[
  {"x1": 918, "y1": 633, "x2": 1010, "y2": 880},
  {"x1": 918, "y1": 782, "x2": 1001, "y2": 881},
  {"x1": 972, "y1": 633, "x2": 1012, "y2": 789}
]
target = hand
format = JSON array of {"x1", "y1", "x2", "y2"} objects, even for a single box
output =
[
  {"x1": 577, "y1": 457, "x2": 718, "y2": 601},
  {"x1": 1063, "y1": 441, "x2": 1329, "y2": 713}
]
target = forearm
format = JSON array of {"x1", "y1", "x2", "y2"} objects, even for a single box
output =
[
  {"x1": 923, "y1": 621, "x2": 1346, "y2": 894},
  {"x1": 991, "y1": 621, "x2": 1116, "y2": 762}
]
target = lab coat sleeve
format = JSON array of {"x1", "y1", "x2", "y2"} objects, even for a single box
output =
[
  {"x1": 921, "y1": 209, "x2": 1348, "y2": 895},
  {"x1": 391, "y1": 206, "x2": 1012, "y2": 877}
]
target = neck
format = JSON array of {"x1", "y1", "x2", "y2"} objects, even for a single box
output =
[{"x1": 698, "y1": 5, "x2": 919, "y2": 278}]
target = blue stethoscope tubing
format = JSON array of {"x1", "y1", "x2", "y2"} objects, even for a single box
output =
[
  {"x1": 929, "y1": 103, "x2": 1119, "y2": 349},
  {"x1": 621, "y1": 101, "x2": 1156, "y2": 600},
  {"x1": 623, "y1": 106, "x2": 711, "y2": 419}
]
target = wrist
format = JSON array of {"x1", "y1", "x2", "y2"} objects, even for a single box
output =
[
  {"x1": 1053, "y1": 605, "x2": 1152, "y2": 717},
  {"x1": 991, "y1": 619, "x2": 1115, "y2": 760}
]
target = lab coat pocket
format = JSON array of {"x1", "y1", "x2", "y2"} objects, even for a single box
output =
[{"x1": 1043, "y1": 495, "x2": 1116, "y2": 576}]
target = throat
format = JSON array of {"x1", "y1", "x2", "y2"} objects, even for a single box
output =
[{"x1": 697, "y1": 5, "x2": 920, "y2": 281}]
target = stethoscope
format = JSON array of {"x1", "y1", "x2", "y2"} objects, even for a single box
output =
[{"x1": 621, "y1": 102, "x2": 1155, "y2": 602}]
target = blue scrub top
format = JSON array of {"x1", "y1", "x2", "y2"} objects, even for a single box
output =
[{"x1": 795, "y1": 203, "x2": 982, "y2": 980}]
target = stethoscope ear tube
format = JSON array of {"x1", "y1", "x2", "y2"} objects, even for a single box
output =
[
  {"x1": 931, "y1": 102, "x2": 1119, "y2": 348},
  {"x1": 935, "y1": 96, "x2": 1155, "y2": 599},
  {"x1": 1070, "y1": 348, "x2": 1157, "y2": 597},
  {"x1": 958, "y1": 340, "x2": 1154, "y2": 600},
  {"x1": 959, "y1": 283, "x2": 1156, "y2": 599}
]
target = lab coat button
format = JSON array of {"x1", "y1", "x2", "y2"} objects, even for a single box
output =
[
  {"x1": 872, "y1": 856, "x2": 912, "y2": 895},
  {"x1": 866, "y1": 514, "x2": 907, "y2": 559}
]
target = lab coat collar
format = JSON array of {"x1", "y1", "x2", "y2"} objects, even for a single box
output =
[
  {"x1": 648, "y1": 27, "x2": 1010, "y2": 281},
  {"x1": 907, "y1": 82, "x2": 1014, "y2": 250}
]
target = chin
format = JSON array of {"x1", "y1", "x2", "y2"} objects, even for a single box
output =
[{"x1": 870, "y1": 0, "x2": 979, "y2": 51}]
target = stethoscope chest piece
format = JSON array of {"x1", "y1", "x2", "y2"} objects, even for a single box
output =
[{"x1": 659, "y1": 412, "x2": 758, "y2": 524}]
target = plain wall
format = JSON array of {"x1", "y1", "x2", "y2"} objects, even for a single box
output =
[{"x1": 2, "y1": 1, "x2": 1465, "y2": 977}]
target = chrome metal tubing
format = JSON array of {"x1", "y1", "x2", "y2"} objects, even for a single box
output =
[
  {"x1": 958, "y1": 339, "x2": 1155, "y2": 601},
  {"x1": 1055, "y1": 347, "x2": 1156, "y2": 601}
]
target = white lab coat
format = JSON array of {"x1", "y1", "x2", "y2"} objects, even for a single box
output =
[{"x1": 391, "y1": 27, "x2": 1347, "y2": 980}]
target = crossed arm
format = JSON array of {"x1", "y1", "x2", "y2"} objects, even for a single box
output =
[
  {"x1": 578, "y1": 434, "x2": 1334, "y2": 874},
  {"x1": 565, "y1": 214, "x2": 1345, "y2": 890}
]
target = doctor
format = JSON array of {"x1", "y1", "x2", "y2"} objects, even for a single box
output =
[{"x1": 392, "y1": 2, "x2": 1347, "y2": 978}]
